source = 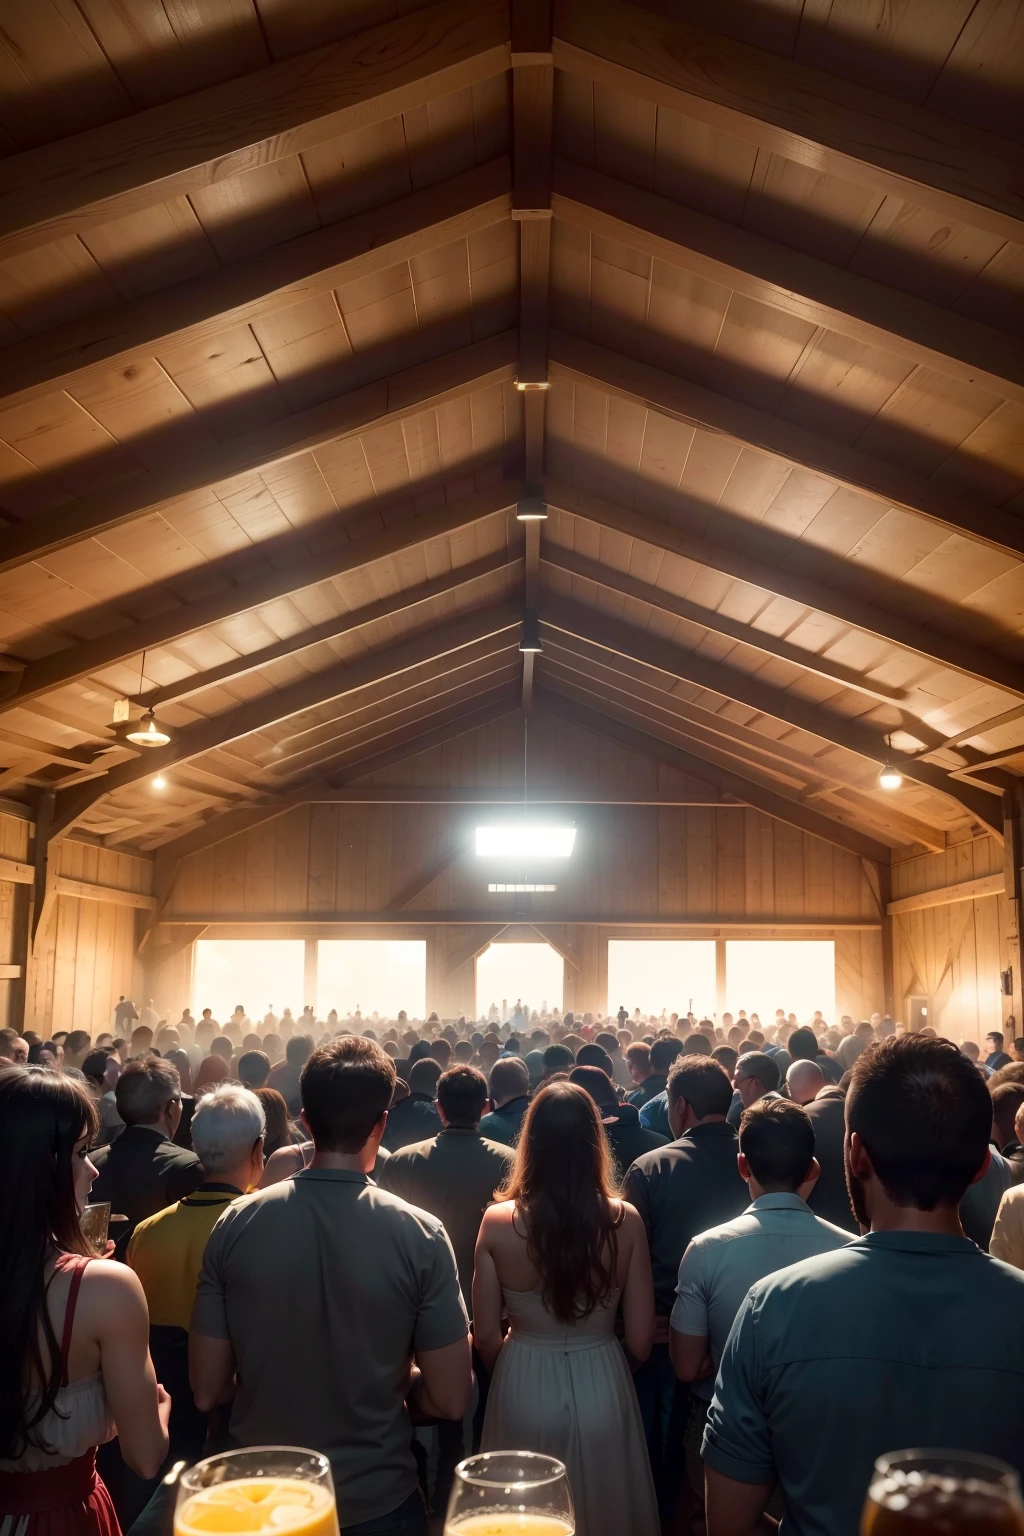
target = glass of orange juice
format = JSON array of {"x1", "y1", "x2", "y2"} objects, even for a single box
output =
[
  {"x1": 445, "y1": 1452, "x2": 574, "y2": 1536},
  {"x1": 175, "y1": 1448, "x2": 339, "y2": 1536}
]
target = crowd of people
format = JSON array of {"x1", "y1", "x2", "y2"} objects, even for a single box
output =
[{"x1": 3, "y1": 997, "x2": 1024, "y2": 1536}]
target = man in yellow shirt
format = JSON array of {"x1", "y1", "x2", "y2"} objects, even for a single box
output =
[{"x1": 128, "y1": 1084, "x2": 266, "y2": 1468}]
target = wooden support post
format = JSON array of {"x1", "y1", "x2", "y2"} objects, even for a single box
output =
[
  {"x1": 30, "y1": 792, "x2": 56, "y2": 956},
  {"x1": 715, "y1": 935, "x2": 727, "y2": 1019},
  {"x1": 1003, "y1": 787, "x2": 1024, "y2": 1031},
  {"x1": 304, "y1": 938, "x2": 319, "y2": 1014}
]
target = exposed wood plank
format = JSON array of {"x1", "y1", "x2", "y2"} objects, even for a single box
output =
[
  {"x1": 553, "y1": 161, "x2": 1024, "y2": 407},
  {"x1": 387, "y1": 843, "x2": 467, "y2": 914},
  {"x1": 0, "y1": 159, "x2": 512, "y2": 414},
  {"x1": 0, "y1": 331, "x2": 518, "y2": 576},
  {"x1": 54, "y1": 876, "x2": 157, "y2": 911},
  {"x1": 160, "y1": 912, "x2": 880, "y2": 930},
  {"x1": 534, "y1": 685, "x2": 892, "y2": 863},
  {"x1": 0, "y1": 0, "x2": 512, "y2": 262},
  {"x1": 553, "y1": 0, "x2": 1024, "y2": 243},
  {"x1": 445, "y1": 923, "x2": 511, "y2": 978},
  {"x1": 887, "y1": 872, "x2": 1005, "y2": 916},
  {"x1": 282, "y1": 786, "x2": 725, "y2": 804},
  {"x1": 0, "y1": 727, "x2": 110, "y2": 771},
  {"x1": 528, "y1": 921, "x2": 580, "y2": 970},
  {"x1": 330, "y1": 695, "x2": 522, "y2": 787},
  {"x1": 544, "y1": 479, "x2": 1024, "y2": 701},
  {"x1": 0, "y1": 965, "x2": 22, "y2": 981},
  {"x1": 542, "y1": 544, "x2": 906, "y2": 707},
  {"x1": 49, "y1": 607, "x2": 520, "y2": 841},
  {"x1": 0, "y1": 855, "x2": 34, "y2": 885},
  {"x1": 550, "y1": 332, "x2": 1024, "y2": 562},
  {"x1": 522, "y1": 649, "x2": 536, "y2": 710},
  {"x1": 544, "y1": 596, "x2": 1001, "y2": 836},
  {"x1": 30, "y1": 795, "x2": 56, "y2": 954},
  {"x1": 11, "y1": 481, "x2": 521, "y2": 713}
]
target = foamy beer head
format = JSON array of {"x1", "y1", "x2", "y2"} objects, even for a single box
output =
[{"x1": 862, "y1": 1451, "x2": 1024, "y2": 1535}]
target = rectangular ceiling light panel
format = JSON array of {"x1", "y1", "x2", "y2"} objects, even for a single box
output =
[{"x1": 475, "y1": 824, "x2": 576, "y2": 858}]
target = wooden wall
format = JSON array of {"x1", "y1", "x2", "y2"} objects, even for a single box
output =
[
  {"x1": 0, "y1": 808, "x2": 153, "y2": 1036},
  {"x1": 152, "y1": 713, "x2": 884, "y2": 1021},
  {"x1": 891, "y1": 833, "x2": 1009, "y2": 1043}
]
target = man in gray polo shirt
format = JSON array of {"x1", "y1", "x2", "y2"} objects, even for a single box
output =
[
  {"x1": 670, "y1": 1099, "x2": 850, "y2": 1515},
  {"x1": 191, "y1": 1036, "x2": 472, "y2": 1536},
  {"x1": 703, "y1": 1036, "x2": 1024, "y2": 1536}
]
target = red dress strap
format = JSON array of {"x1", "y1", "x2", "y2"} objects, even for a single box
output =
[{"x1": 58, "y1": 1254, "x2": 92, "y2": 1387}]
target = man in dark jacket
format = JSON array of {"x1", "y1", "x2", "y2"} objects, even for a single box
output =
[
  {"x1": 479, "y1": 1058, "x2": 530, "y2": 1146},
  {"x1": 90, "y1": 1057, "x2": 202, "y2": 1258},
  {"x1": 570, "y1": 1065, "x2": 667, "y2": 1179},
  {"x1": 803, "y1": 1085, "x2": 857, "y2": 1232},
  {"x1": 380, "y1": 1058, "x2": 442, "y2": 1152}
]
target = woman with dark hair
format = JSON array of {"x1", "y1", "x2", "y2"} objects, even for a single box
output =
[
  {"x1": 0, "y1": 1068, "x2": 170, "y2": 1533},
  {"x1": 192, "y1": 1054, "x2": 229, "y2": 1097},
  {"x1": 253, "y1": 1086, "x2": 298, "y2": 1159},
  {"x1": 473, "y1": 1081, "x2": 657, "y2": 1536},
  {"x1": 164, "y1": 1049, "x2": 193, "y2": 1097}
]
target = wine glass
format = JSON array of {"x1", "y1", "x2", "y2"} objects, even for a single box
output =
[
  {"x1": 861, "y1": 1449, "x2": 1024, "y2": 1535},
  {"x1": 175, "y1": 1448, "x2": 339, "y2": 1536},
  {"x1": 445, "y1": 1451, "x2": 574, "y2": 1535}
]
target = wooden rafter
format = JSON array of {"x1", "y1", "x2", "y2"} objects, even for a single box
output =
[
  {"x1": 0, "y1": 331, "x2": 517, "y2": 578},
  {"x1": 553, "y1": 0, "x2": 1024, "y2": 244},
  {"x1": 550, "y1": 332, "x2": 1024, "y2": 563},
  {"x1": 0, "y1": 0, "x2": 511, "y2": 262},
  {"x1": 48, "y1": 608, "x2": 521, "y2": 841},
  {"x1": 0, "y1": 159, "x2": 511, "y2": 415},
  {"x1": 10, "y1": 481, "x2": 521, "y2": 715},
  {"x1": 535, "y1": 684, "x2": 891, "y2": 863},
  {"x1": 542, "y1": 596, "x2": 1002, "y2": 834},
  {"x1": 887, "y1": 874, "x2": 1004, "y2": 916},
  {"x1": 552, "y1": 160, "x2": 1024, "y2": 408},
  {"x1": 543, "y1": 480, "x2": 1024, "y2": 701}
]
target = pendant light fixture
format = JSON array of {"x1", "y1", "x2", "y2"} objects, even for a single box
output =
[
  {"x1": 124, "y1": 651, "x2": 173, "y2": 748},
  {"x1": 878, "y1": 734, "x2": 903, "y2": 791},
  {"x1": 519, "y1": 608, "x2": 542, "y2": 654},
  {"x1": 516, "y1": 485, "x2": 548, "y2": 522}
]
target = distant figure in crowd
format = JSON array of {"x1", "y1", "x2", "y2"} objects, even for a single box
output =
[{"x1": 479, "y1": 1057, "x2": 531, "y2": 1146}]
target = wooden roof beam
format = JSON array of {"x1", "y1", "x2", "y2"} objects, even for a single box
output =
[
  {"x1": 48, "y1": 607, "x2": 520, "y2": 841},
  {"x1": 553, "y1": 161, "x2": 1024, "y2": 408},
  {"x1": 553, "y1": 0, "x2": 1024, "y2": 245},
  {"x1": 10, "y1": 480, "x2": 520, "y2": 716},
  {"x1": 534, "y1": 683, "x2": 891, "y2": 864},
  {"x1": 542, "y1": 596, "x2": 1002, "y2": 836},
  {"x1": 543, "y1": 479, "x2": 1024, "y2": 704},
  {"x1": 550, "y1": 332, "x2": 1024, "y2": 563},
  {"x1": 0, "y1": 159, "x2": 511, "y2": 416},
  {"x1": 0, "y1": 0, "x2": 511, "y2": 263}
]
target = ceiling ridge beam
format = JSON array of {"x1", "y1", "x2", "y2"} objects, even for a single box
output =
[
  {"x1": 549, "y1": 331, "x2": 1024, "y2": 563},
  {"x1": 541, "y1": 542, "x2": 907, "y2": 706},
  {"x1": 541, "y1": 594, "x2": 1001, "y2": 834},
  {"x1": 0, "y1": 0, "x2": 511, "y2": 263},
  {"x1": 542, "y1": 479, "x2": 1024, "y2": 701},
  {"x1": 533, "y1": 682, "x2": 891, "y2": 863},
  {"x1": 0, "y1": 330, "x2": 518, "y2": 578},
  {"x1": 552, "y1": 0, "x2": 1024, "y2": 244},
  {"x1": 552, "y1": 159, "x2": 1024, "y2": 408},
  {"x1": 6, "y1": 478, "x2": 522, "y2": 714},
  {"x1": 0, "y1": 158, "x2": 512, "y2": 416},
  {"x1": 48, "y1": 607, "x2": 520, "y2": 840}
]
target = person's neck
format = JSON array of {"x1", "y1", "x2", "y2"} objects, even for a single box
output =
[
  {"x1": 867, "y1": 1202, "x2": 966, "y2": 1236},
  {"x1": 308, "y1": 1147, "x2": 376, "y2": 1174},
  {"x1": 133, "y1": 1118, "x2": 171, "y2": 1137},
  {"x1": 202, "y1": 1174, "x2": 245, "y2": 1194}
]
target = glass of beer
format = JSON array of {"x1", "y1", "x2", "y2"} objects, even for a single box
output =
[
  {"x1": 175, "y1": 1448, "x2": 339, "y2": 1536},
  {"x1": 862, "y1": 1449, "x2": 1024, "y2": 1534},
  {"x1": 80, "y1": 1202, "x2": 110, "y2": 1254},
  {"x1": 445, "y1": 1451, "x2": 574, "y2": 1536}
]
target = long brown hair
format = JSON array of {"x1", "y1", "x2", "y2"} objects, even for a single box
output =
[
  {"x1": 0, "y1": 1067, "x2": 97, "y2": 1458},
  {"x1": 498, "y1": 1081, "x2": 622, "y2": 1324}
]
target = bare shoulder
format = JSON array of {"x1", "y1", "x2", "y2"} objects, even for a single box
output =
[
  {"x1": 479, "y1": 1200, "x2": 517, "y2": 1239},
  {"x1": 613, "y1": 1199, "x2": 646, "y2": 1242},
  {"x1": 81, "y1": 1258, "x2": 148, "y2": 1324}
]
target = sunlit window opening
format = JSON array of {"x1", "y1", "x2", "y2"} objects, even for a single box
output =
[
  {"x1": 476, "y1": 941, "x2": 564, "y2": 1019},
  {"x1": 193, "y1": 939, "x2": 305, "y2": 1024},
  {"x1": 317, "y1": 941, "x2": 426, "y2": 1021},
  {"x1": 475, "y1": 824, "x2": 576, "y2": 857},
  {"x1": 607, "y1": 941, "x2": 717, "y2": 1019},
  {"x1": 725, "y1": 940, "x2": 836, "y2": 1026}
]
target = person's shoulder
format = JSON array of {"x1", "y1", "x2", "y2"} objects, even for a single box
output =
[
  {"x1": 364, "y1": 1181, "x2": 449, "y2": 1240},
  {"x1": 478, "y1": 1134, "x2": 515, "y2": 1161},
  {"x1": 129, "y1": 1201, "x2": 178, "y2": 1248},
  {"x1": 808, "y1": 1213, "x2": 857, "y2": 1246}
]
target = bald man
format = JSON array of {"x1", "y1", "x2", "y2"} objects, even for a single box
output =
[{"x1": 787, "y1": 1059, "x2": 825, "y2": 1106}]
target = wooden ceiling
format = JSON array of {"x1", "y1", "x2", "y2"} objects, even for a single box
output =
[{"x1": 0, "y1": 0, "x2": 1021, "y2": 867}]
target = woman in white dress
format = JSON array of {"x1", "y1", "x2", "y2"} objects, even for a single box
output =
[{"x1": 473, "y1": 1082, "x2": 659, "y2": 1536}]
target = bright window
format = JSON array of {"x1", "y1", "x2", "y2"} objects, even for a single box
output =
[
  {"x1": 316, "y1": 940, "x2": 426, "y2": 1021},
  {"x1": 476, "y1": 941, "x2": 563, "y2": 1019},
  {"x1": 607, "y1": 940, "x2": 717, "y2": 1019},
  {"x1": 725, "y1": 941, "x2": 835, "y2": 1028},
  {"x1": 193, "y1": 940, "x2": 305, "y2": 1025}
]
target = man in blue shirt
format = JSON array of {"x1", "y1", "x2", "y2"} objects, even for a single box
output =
[
  {"x1": 986, "y1": 1029, "x2": 1012, "y2": 1071},
  {"x1": 671, "y1": 1099, "x2": 850, "y2": 1520},
  {"x1": 702, "y1": 1035, "x2": 1024, "y2": 1536}
]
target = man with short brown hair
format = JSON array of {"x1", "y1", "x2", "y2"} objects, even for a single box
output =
[{"x1": 191, "y1": 1036, "x2": 471, "y2": 1536}]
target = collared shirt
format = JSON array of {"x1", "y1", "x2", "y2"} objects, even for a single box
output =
[
  {"x1": 671, "y1": 1193, "x2": 851, "y2": 1402},
  {"x1": 703, "y1": 1231, "x2": 1024, "y2": 1536},
  {"x1": 193, "y1": 1167, "x2": 468, "y2": 1525},
  {"x1": 987, "y1": 1050, "x2": 1012, "y2": 1070},
  {"x1": 479, "y1": 1096, "x2": 529, "y2": 1147},
  {"x1": 627, "y1": 1072, "x2": 667, "y2": 1108},
  {"x1": 381, "y1": 1092, "x2": 442, "y2": 1152},
  {"x1": 622, "y1": 1122, "x2": 749, "y2": 1314},
  {"x1": 638, "y1": 1090, "x2": 670, "y2": 1138},
  {"x1": 604, "y1": 1103, "x2": 667, "y2": 1182},
  {"x1": 377, "y1": 1127, "x2": 513, "y2": 1307},
  {"x1": 991, "y1": 1182, "x2": 1024, "y2": 1269},
  {"x1": 128, "y1": 1182, "x2": 241, "y2": 1329},
  {"x1": 90, "y1": 1124, "x2": 202, "y2": 1257}
]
